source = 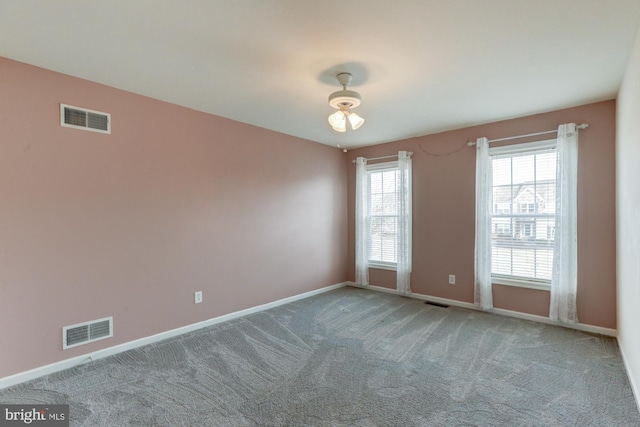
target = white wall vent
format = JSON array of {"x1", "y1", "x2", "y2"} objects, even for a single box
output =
[
  {"x1": 60, "y1": 103, "x2": 111, "y2": 134},
  {"x1": 62, "y1": 316, "x2": 113, "y2": 350}
]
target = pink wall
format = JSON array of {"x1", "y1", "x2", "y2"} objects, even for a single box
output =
[
  {"x1": 0, "y1": 57, "x2": 348, "y2": 378},
  {"x1": 0, "y1": 54, "x2": 620, "y2": 381},
  {"x1": 347, "y1": 101, "x2": 617, "y2": 328}
]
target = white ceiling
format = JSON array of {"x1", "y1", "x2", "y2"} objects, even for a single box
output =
[{"x1": 1, "y1": 1, "x2": 639, "y2": 149}]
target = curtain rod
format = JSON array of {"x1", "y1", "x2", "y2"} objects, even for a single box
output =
[
  {"x1": 351, "y1": 152, "x2": 413, "y2": 163},
  {"x1": 466, "y1": 123, "x2": 589, "y2": 147}
]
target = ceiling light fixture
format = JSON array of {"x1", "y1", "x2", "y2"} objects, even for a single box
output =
[{"x1": 328, "y1": 72, "x2": 365, "y2": 132}]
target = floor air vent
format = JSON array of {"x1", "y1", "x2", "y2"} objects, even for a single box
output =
[
  {"x1": 63, "y1": 317, "x2": 113, "y2": 349},
  {"x1": 60, "y1": 103, "x2": 111, "y2": 134},
  {"x1": 425, "y1": 301, "x2": 449, "y2": 308}
]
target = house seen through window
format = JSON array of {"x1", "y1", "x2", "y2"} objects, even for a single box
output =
[{"x1": 490, "y1": 141, "x2": 557, "y2": 285}]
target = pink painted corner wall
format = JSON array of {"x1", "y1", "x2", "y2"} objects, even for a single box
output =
[
  {"x1": 347, "y1": 101, "x2": 617, "y2": 328},
  {"x1": 0, "y1": 57, "x2": 348, "y2": 378}
]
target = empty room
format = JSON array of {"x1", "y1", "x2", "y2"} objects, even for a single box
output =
[{"x1": 1, "y1": 1, "x2": 640, "y2": 426}]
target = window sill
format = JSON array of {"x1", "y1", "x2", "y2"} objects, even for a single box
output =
[{"x1": 492, "y1": 276, "x2": 550, "y2": 291}]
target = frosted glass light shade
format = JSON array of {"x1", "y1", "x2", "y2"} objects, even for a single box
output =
[
  {"x1": 348, "y1": 112, "x2": 365, "y2": 130},
  {"x1": 328, "y1": 110, "x2": 346, "y2": 132}
]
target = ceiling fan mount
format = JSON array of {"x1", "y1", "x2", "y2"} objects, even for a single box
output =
[
  {"x1": 327, "y1": 72, "x2": 365, "y2": 132},
  {"x1": 328, "y1": 73, "x2": 362, "y2": 109}
]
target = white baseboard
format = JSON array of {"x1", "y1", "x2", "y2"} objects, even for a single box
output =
[
  {"x1": 346, "y1": 282, "x2": 617, "y2": 337},
  {"x1": 490, "y1": 307, "x2": 616, "y2": 336},
  {"x1": 618, "y1": 336, "x2": 640, "y2": 413},
  {"x1": 0, "y1": 282, "x2": 348, "y2": 390},
  {"x1": 1, "y1": 281, "x2": 618, "y2": 391}
]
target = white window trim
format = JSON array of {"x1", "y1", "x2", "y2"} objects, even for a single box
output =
[
  {"x1": 367, "y1": 160, "x2": 399, "y2": 271},
  {"x1": 367, "y1": 160, "x2": 398, "y2": 171},
  {"x1": 488, "y1": 138, "x2": 556, "y2": 290},
  {"x1": 492, "y1": 275, "x2": 551, "y2": 291},
  {"x1": 489, "y1": 139, "x2": 556, "y2": 156}
]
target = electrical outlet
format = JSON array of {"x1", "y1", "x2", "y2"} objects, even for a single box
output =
[
  {"x1": 448, "y1": 275, "x2": 456, "y2": 285},
  {"x1": 194, "y1": 291, "x2": 203, "y2": 304}
]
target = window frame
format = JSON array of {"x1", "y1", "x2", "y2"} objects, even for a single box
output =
[
  {"x1": 366, "y1": 160, "x2": 400, "y2": 271},
  {"x1": 488, "y1": 139, "x2": 556, "y2": 291}
]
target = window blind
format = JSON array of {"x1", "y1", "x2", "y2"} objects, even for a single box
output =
[
  {"x1": 368, "y1": 167, "x2": 400, "y2": 266},
  {"x1": 490, "y1": 146, "x2": 557, "y2": 282}
]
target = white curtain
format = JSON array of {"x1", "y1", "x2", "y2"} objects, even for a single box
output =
[
  {"x1": 474, "y1": 137, "x2": 493, "y2": 310},
  {"x1": 355, "y1": 157, "x2": 369, "y2": 286},
  {"x1": 549, "y1": 123, "x2": 579, "y2": 323},
  {"x1": 396, "y1": 151, "x2": 412, "y2": 295}
]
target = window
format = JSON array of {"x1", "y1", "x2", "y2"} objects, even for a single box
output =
[
  {"x1": 494, "y1": 203, "x2": 511, "y2": 214},
  {"x1": 494, "y1": 222, "x2": 512, "y2": 236},
  {"x1": 519, "y1": 203, "x2": 536, "y2": 213},
  {"x1": 355, "y1": 152, "x2": 412, "y2": 290},
  {"x1": 489, "y1": 139, "x2": 556, "y2": 288},
  {"x1": 547, "y1": 224, "x2": 556, "y2": 240},
  {"x1": 475, "y1": 123, "x2": 579, "y2": 317},
  {"x1": 367, "y1": 162, "x2": 401, "y2": 269}
]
